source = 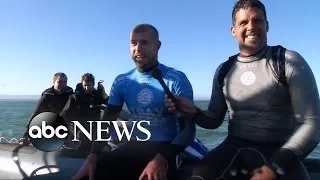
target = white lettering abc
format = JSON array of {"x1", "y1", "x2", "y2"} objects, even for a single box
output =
[{"x1": 29, "y1": 121, "x2": 68, "y2": 139}]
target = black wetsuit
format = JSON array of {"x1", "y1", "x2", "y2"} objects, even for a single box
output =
[
  {"x1": 75, "y1": 83, "x2": 109, "y2": 102},
  {"x1": 22, "y1": 86, "x2": 73, "y2": 138},
  {"x1": 60, "y1": 87, "x2": 107, "y2": 156}
]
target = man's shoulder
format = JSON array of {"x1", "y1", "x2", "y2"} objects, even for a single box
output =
[
  {"x1": 63, "y1": 86, "x2": 74, "y2": 95},
  {"x1": 42, "y1": 87, "x2": 54, "y2": 96},
  {"x1": 267, "y1": 45, "x2": 306, "y2": 67},
  {"x1": 42, "y1": 86, "x2": 74, "y2": 96},
  {"x1": 282, "y1": 48, "x2": 305, "y2": 63},
  {"x1": 112, "y1": 68, "x2": 136, "y2": 86},
  {"x1": 281, "y1": 48, "x2": 311, "y2": 76},
  {"x1": 159, "y1": 63, "x2": 188, "y2": 81},
  {"x1": 216, "y1": 52, "x2": 239, "y2": 74}
]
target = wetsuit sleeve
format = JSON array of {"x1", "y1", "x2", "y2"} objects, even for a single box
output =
[
  {"x1": 99, "y1": 85, "x2": 109, "y2": 103},
  {"x1": 108, "y1": 75, "x2": 125, "y2": 107},
  {"x1": 90, "y1": 76, "x2": 125, "y2": 157},
  {"x1": 100, "y1": 95, "x2": 108, "y2": 105},
  {"x1": 158, "y1": 72, "x2": 196, "y2": 160},
  {"x1": 60, "y1": 95, "x2": 76, "y2": 126},
  {"x1": 193, "y1": 64, "x2": 228, "y2": 129},
  {"x1": 22, "y1": 96, "x2": 47, "y2": 138},
  {"x1": 266, "y1": 50, "x2": 320, "y2": 177}
]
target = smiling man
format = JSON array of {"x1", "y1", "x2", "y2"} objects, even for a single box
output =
[{"x1": 164, "y1": 0, "x2": 320, "y2": 179}]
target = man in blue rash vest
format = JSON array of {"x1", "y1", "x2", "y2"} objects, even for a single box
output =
[
  {"x1": 19, "y1": 72, "x2": 73, "y2": 145},
  {"x1": 72, "y1": 23, "x2": 196, "y2": 180},
  {"x1": 164, "y1": 0, "x2": 320, "y2": 179}
]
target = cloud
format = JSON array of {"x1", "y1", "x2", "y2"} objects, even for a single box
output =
[{"x1": 1, "y1": 84, "x2": 7, "y2": 87}]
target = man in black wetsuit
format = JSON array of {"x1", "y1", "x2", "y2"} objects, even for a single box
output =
[
  {"x1": 60, "y1": 73, "x2": 107, "y2": 156},
  {"x1": 75, "y1": 79, "x2": 109, "y2": 110},
  {"x1": 165, "y1": 0, "x2": 320, "y2": 180},
  {"x1": 19, "y1": 72, "x2": 73, "y2": 145}
]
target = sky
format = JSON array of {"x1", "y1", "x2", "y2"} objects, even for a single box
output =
[{"x1": 0, "y1": 0, "x2": 319, "y2": 99}]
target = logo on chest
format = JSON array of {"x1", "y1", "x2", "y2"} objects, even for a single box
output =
[
  {"x1": 137, "y1": 88, "x2": 154, "y2": 105},
  {"x1": 240, "y1": 71, "x2": 256, "y2": 86}
]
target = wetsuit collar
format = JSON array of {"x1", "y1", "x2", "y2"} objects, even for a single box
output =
[
  {"x1": 237, "y1": 45, "x2": 269, "y2": 63},
  {"x1": 48, "y1": 86, "x2": 73, "y2": 95},
  {"x1": 136, "y1": 61, "x2": 160, "y2": 73}
]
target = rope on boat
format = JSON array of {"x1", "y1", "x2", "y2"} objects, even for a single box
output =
[
  {"x1": 0, "y1": 137, "x2": 19, "y2": 143},
  {"x1": 0, "y1": 129, "x2": 19, "y2": 143}
]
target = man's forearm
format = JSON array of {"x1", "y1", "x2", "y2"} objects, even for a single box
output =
[
  {"x1": 158, "y1": 144, "x2": 185, "y2": 161},
  {"x1": 193, "y1": 107, "x2": 226, "y2": 129},
  {"x1": 23, "y1": 107, "x2": 42, "y2": 138},
  {"x1": 266, "y1": 148, "x2": 299, "y2": 178},
  {"x1": 194, "y1": 69, "x2": 228, "y2": 129},
  {"x1": 266, "y1": 119, "x2": 320, "y2": 178}
]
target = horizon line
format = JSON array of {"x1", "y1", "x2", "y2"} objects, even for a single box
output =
[{"x1": 0, "y1": 94, "x2": 210, "y2": 101}]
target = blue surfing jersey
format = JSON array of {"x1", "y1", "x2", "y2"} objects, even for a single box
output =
[{"x1": 108, "y1": 63, "x2": 194, "y2": 142}]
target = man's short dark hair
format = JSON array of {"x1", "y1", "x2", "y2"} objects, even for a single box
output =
[
  {"x1": 232, "y1": 0, "x2": 267, "y2": 25},
  {"x1": 53, "y1": 72, "x2": 67, "y2": 81},
  {"x1": 81, "y1": 73, "x2": 95, "y2": 84},
  {"x1": 132, "y1": 23, "x2": 159, "y2": 40}
]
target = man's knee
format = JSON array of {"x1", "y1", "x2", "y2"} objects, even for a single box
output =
[
  {"x1": 186, "y1": 175, "x2": 205, "y2": 180},
  {"x1": 188, "y1": 164, "x2": 216, "y2": 180}
]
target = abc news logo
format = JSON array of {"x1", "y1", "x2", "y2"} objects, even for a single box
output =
[{"x1": 28, "y1": 112, "x2": 151, "y2": 152}]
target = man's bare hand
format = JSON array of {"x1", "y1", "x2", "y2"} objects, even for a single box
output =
[
  {"x1": 164, "y1": 94, "x2": 197, "y2": 118},
  {"x1": 139, "y1": 154, "x2": 168, "y2": 180},
  {"x1": 72, "y1": 154, "x2": 97, "y2": 180}
]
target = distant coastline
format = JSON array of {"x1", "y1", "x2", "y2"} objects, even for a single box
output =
[
  {"x1": 0, "y1": 94, "x2": 209, "y2": 101},
  {"x1": 0, "y1": 95, "x2": 40, "y2": 100}
]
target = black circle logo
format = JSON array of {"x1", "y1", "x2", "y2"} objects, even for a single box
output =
[{"x1": 28, "y1": 112, "x2": 69, "y2": 152}]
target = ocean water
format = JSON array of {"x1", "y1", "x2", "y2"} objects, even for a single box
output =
[{"x1": 0, "y1": 100, "x2": 319, "y2": 159}]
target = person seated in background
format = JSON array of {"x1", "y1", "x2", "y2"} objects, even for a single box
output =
[
  {"x1": 19, "y1": 72, "x2": 73, "y2": 145},
  {"x1": 75, "y1": 79, "x2": 109, "y2": 109},
  {"x1": 60, "y1": 73, "x2": 107, "y2": 156}
]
